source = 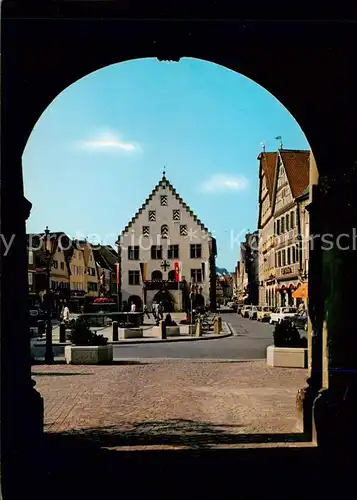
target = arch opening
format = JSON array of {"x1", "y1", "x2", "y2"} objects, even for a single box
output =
[
  {"x1": 153, "y1": 289, "x2": 175, "y2": 312},
  {"x1": 20, "y1": 54, "x2": 320, "y2": 456}
]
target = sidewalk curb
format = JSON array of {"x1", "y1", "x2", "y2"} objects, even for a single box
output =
[
  {"x1": 110, "y1": 327, "x2": 233, "y2": 345},
  {"x1": 37, "y1": 323, "x2": 233, "y2": 346},
  {"x1": 225, "y1": 322, "x2": 236, "y2": 335}
]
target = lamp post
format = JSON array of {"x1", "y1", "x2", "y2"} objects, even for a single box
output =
[{"x1": 42, "y1": 226, "x2": 54, "y2": 364}]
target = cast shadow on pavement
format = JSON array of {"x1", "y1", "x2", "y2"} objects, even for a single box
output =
[
  {"x1": 49, "y1": 419, "x2": 309, "y2": 449},
  {"x1": 36, "y1": 417, "x2": 351, "y2": 500}
]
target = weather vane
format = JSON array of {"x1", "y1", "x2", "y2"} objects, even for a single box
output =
[
  {"x1": 163, "y1": 167, "x2": 166, "y2": 177},
  {"x1": 275, "y1": 136, "x2": 283, "y2": 149}
]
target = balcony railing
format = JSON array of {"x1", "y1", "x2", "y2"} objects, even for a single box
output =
[
  {"x1": 274, "y1": 228, "x2": 298, "y2": 247},
  {"x1": 276, "y1": 263, "x2": 299, "y2": 278},
  {"x1": 143, "y1": 280, "x2": 186, "y2": 291}
]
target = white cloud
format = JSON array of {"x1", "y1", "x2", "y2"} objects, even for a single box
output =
[
  {"x1": 76, "y1": 130, "x2": 140, "y2": 152},
  {"x1": 200, "y1": 174, "x2": 249, "y2": 193}
]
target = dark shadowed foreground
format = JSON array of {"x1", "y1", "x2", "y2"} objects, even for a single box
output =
[{"x1": 38, "y1": 426, "x2": 352, "y2": 500}]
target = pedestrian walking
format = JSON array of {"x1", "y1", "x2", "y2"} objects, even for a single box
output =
[
  {"x1": 152, "y1": 301, "x2": 157, "y2": 320},
  {"x1": 130, "y1": 302, "x2": 136, "y2": 313},
  {"x1": 143, "y1": 303, "x2": 150, "y2": 319},
  {"x1": 63, "y1": 304, "x2": 70, "y2": 326},
  {"x1": 158, "y1": 302, "x2": 164, "y2": 320}
]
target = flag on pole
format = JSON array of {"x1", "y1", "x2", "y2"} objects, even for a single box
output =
[
  {"x1": 139, "y1": 263, "x2": 147, "y2": 281},
  {"x1": 115, "y1": 263, "x2": 120, "y2": 286},
  {"x1": 174, "y1": 261, "x2": 181, "y2": 282}
]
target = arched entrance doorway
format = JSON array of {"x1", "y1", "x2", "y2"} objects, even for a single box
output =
[
  {"x1": 3, "y1": 5, "x2": 357, "y2": 488},
  {"x1": 151, "y1": 270, "x2": 163, "y2": 281},
  {"x1": 168, "y1": 270, "x2": 176, "y2": 281},
  {"x1": 153, "y1": 290, "x2": 175, "y2": 312},
  {"x1": 128, "y1": 295, "x2": 143, "y2": 311},
  {"x1": 193, "y1": 293, "x2": 205, "y2": 309}
]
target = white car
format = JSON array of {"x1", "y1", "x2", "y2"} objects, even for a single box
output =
[
  {"x1": 248, "y1": 306, "x2": 260, "y2": 320},
  {"x1": 269, "y1": 307, "x2": 297, "y2": 325},
  {"x1": 241, "y1": 305, "x2": 253, "y2": 318}
]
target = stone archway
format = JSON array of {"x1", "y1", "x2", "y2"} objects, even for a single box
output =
[
  {"x1": 151, "y1": 270, "x2": 163, "y2": 281},
  {"x1": 2, "y1": 4, "x2": 357, "y2": 490},
  {"x1": 168, "y1": 270, "x2": 176, "y2": 281},
  {"x1": 153, "y1": 290, "x2": 175, "y2": 312},
  {"x1": 193, "y1": 293, "x2": 205, "y2": 309},
  {"x1": 128, "y1": 295, "x2": 143, "y2": 311}
]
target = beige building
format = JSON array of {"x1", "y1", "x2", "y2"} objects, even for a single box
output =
[
  {"x1": 257, "y1": 150, "x2": 277, "y2": 307},
  {"x1": 27, "y1": 232, "x2": 72, "y2": 298},
  {"x1": 232, "y1": 263, "x2": 240, "y2": 300},
  {"x1": 69, "y1": 244, "x2": 86, "y2": 294},
  {"x1": 81, "y1": 241, "x2": 98, "y2": 297},
  {"x1": 258, "y1": 149, "x2": 310, "y2": 307},
  {"x1": 273, "y1": 149, "x2": 310, "y2": 306},
  {"x1": 50, "y1": 236, "x2": 71, "y2": 291},
  {"x1": 118, "y1": 172, "x2": 217, "y2": 312}
]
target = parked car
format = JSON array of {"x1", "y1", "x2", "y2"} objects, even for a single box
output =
[
  {"x1": 248, "y1": 306, "x2": 260, "y2": 320},
  {"x1": 269, "y1": 306, "x2": 297, "y2": 325},
  {"x1": 257, "y1": 306, "x2": 273, "y2": 322},
  {"x1": 29, "y1": 306, "x2": 46, "y2": 327},
  {"x1": 241, "y1": 305, "x2": 253, "y2": 318},
  {"x1": 291, "y1": 310, "x2": 308, "y2": 331}
]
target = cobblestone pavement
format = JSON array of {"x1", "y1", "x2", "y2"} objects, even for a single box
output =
[{"x1": 33, "y1": 360, "x2": 309, "y2": 449}]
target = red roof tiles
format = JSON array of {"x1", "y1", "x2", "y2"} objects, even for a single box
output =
[
  {"x1": 279, "y1": 149, "x2": 310, "y2": 199},
  {"x1": 260, "y1": 152, "x2": 277, "y2": 202}
]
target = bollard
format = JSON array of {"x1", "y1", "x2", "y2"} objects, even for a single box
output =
[
  {"x1": 195, "y1": 318, "x2": 202, "y2": 337},
  {"x1": 112, "y1": 321, "x2": 119, "y2": 342},
  {"x1": 218, "y1": 316, "x2": 222, "y2": 333},
  {"x1": 59, "y1": 322, "x2": 66, "y2": 343},
  {"x1": 37, "y1": 320, "x2": 45, "y2": 337},
  {"x1": 213, "y1": 317, "x2": 219, "y2": 335},
  {"x1": 160, "y1": 320, "x2": 166, "y2": 340}
]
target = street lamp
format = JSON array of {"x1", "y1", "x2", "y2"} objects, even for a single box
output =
[{"x1": 42, "y1": 226, "x2": 54, "y2": 364}]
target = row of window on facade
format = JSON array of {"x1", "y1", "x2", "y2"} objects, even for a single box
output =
[
  {"x1": 128, "y1": 244, "x2": 202, "y2": 261},
  {"x1": 274, "y1": 209, "x2": 296, "y2": 236},
  {"x1": 56, "y1": 281, "x2": 98, "y2": 292},
  {"x1": 71, "y1": 265, "x2": 97, "y2": 276},
  {"x1": 275, "y1": 245, "x2": 299, "y2": 268},
  {"x1": 128, "y1": 268, "x2": 203, "y2": 285},
  {"x1": 142, "y1": 222, "x2": 189, "y2": 237}
]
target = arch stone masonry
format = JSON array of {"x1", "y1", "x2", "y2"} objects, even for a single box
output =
[{"x1": 1, "y1": 1, "x2": 357, "y2": 495}]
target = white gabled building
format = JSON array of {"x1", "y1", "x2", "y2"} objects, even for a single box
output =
[{"x1": 118, "y1": 172, "x2": 217, "y2": 312}]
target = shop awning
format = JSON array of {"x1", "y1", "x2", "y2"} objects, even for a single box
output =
[{"x1": 292, "y1": 282, "x2": 308, "y2": 299}]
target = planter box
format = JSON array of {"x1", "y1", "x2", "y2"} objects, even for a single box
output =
[
  {"x1": 118, "y1": 328, "x2": 143, "y2": 339},
  {"x1": 179, "y1": 325, "x2": 195, "y2": 335},
  {"x1": 65, "y1": 344, "x2": 113, "y2": 364},
  {"x1": 266, "y1": 345, "x2": 307, "y2": 368},
  {"x1": 151, "y1": 325, "x2": 180, "y2": 338}
]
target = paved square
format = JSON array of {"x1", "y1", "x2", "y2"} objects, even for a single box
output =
[{"x1": 33, "y1": 360, "x2": 308, "y2": 449}]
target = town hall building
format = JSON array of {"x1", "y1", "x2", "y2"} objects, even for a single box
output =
[{"x1": 118, "y1": 172, "x2": 217, "y2": 312}]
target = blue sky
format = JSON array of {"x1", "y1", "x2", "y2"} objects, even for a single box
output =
[{"x1": 23, "y1": 57, "x2": 309, "y2": 271}]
